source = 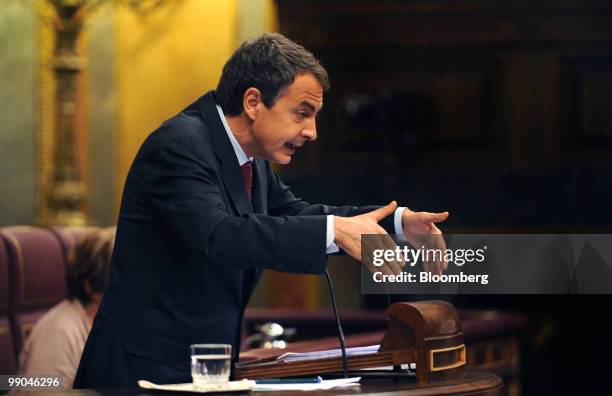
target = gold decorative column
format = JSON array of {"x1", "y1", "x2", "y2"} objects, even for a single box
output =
[
  {"x1": 36, "y1": 0, "x2": 56, "y2": 226},
  {"x1": 37, "y1": 0, "x2": 168, "y2": 226},
  {"x1": 46, "y1": 0, "x2": 88, "y2": 226}
]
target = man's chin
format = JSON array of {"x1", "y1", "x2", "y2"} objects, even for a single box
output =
[
  {"x1": 268, "y1": 153, "x2": 292, "y2": 165},
  {"x1": 276, "y1": 157, "x2": 292, "y2": 165}
]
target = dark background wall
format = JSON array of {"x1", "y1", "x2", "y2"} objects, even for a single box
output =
[
  {"x1": 275, "y1": 0, "x2": 612, "y2": 393},
  {"x1": 277, "y1": 0, "x2": 612, "y2": 231}
]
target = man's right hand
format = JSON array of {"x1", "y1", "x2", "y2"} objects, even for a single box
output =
[{"x1": 334, "y1": 201, "x2": 404, "y2": 275}]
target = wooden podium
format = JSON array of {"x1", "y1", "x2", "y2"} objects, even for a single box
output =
[{"x1": 236, "y1": 301, "x2": 467, "y2": 386}]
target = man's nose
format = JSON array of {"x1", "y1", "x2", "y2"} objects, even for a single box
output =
[{"x1": 302, "y1": 120, "x2": 317, "y2": 141}]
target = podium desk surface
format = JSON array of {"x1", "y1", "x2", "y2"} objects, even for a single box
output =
[{"x1": 18, "y1": 369, "x2": 501, "y2": 396}]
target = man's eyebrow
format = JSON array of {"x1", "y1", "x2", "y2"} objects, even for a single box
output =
[{"x1": 299, "y1": 101, "x2": 319, "y2": 113}]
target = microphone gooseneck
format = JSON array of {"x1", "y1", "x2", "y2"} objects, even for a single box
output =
[{"x1": 324, "y1": 269, "x2": 349, "y2": 379}]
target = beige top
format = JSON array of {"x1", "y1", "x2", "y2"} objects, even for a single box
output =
[{"x1": 18, "y1": 299, "x2": 91, "y2": 389}]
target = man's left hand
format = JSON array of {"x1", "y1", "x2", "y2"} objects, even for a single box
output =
[{"x1": 402, "y1": 209, "x2": 449, "y2": 275}]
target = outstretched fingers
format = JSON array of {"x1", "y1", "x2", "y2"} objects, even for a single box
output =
[{"x1": 367, "y1": 201, "x2": 398, "y2": 222}]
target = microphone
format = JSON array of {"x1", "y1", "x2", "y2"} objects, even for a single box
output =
[
  {"x1": 385, "y1": 282, "x2": 393, "y2": 309},
  {"x1": 324, "y1": 269, "x2": 349, "y2": 378},
  {"x1": 324, "y1": 268, "x2": 415, "y2": 379}
]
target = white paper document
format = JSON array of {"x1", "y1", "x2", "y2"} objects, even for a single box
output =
[
  {"x1": 138, "y1": 377, "x2": 361, "y2": 393},
  {"x1": 138, "y1": 379, "x2": 251, "y2": 393},
  {"x1": 276, "y1": 345, "x2": 380, "y2": 363}
]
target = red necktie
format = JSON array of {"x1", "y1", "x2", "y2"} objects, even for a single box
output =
[{"x1": 240, "y1": 162, "x2": 253, "y2": 200}]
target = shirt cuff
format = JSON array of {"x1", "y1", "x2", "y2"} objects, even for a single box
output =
[
  {"x1": 394, "y1": 207, "x2": 408, "y2": 242},
  {"x1": 326, "y1": 215, "x2": 339, "y2": 254}
]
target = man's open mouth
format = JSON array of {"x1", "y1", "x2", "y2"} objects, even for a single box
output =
[{"x1": 284, "y1": 142, "x2": 295, "y2": 152}]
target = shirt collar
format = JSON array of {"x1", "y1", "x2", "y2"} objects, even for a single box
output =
[{"x1": 215, "y1": 104, "x2": 253, "y2": 166}]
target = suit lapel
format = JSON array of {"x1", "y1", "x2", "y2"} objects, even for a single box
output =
[
  {"x1": 251, "y1": 159, "x2": 267, "y2": 215},
  {"x1": 244, "y1": 160, "x2": 267, "y2": 301},
  {"x1": 198, "y1": 92, "x2": 265, "y2": 304},
  {"x1": 198, "y1": 92, "x2": 253, "y2": 216}
]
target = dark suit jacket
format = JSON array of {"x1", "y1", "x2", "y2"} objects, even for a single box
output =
[{"x1": 73, "y1": 92, "x2": 394, "y2": 388}]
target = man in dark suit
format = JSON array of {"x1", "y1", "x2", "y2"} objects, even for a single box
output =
[{"x1": 74, "y1": 33, "x2": 448, "y2": 388}]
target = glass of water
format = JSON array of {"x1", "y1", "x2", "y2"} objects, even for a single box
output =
[{"x1": 190, "y1": 344, "x2": 232, "y2": 388}]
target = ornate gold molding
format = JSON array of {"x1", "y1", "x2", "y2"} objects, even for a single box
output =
[
  {"x1": 35, "y1": 1, "x2": 170, "y2": 226},
  {"x1": 36, "y1": 1, "x2": 57, "y2": 225},
  {"x1": 36, "y1": 1, "x2": 90, "y2": 226}
]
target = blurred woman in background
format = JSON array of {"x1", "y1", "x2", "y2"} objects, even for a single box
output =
[{"x1": 18, "y1": 227, "x2": 115, "y2": 389}]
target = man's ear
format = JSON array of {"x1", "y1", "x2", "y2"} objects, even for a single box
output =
[{"x1": 243, "y1": 87, "x2": 262, "y2": 121}]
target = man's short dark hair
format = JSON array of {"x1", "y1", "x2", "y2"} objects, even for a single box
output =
[
  {"x1": 215, "y1": 33, "x2": 330, "y2": 116},
  {"x1": 66, "y1": 227, "x2": 115, "y2": 306}
]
